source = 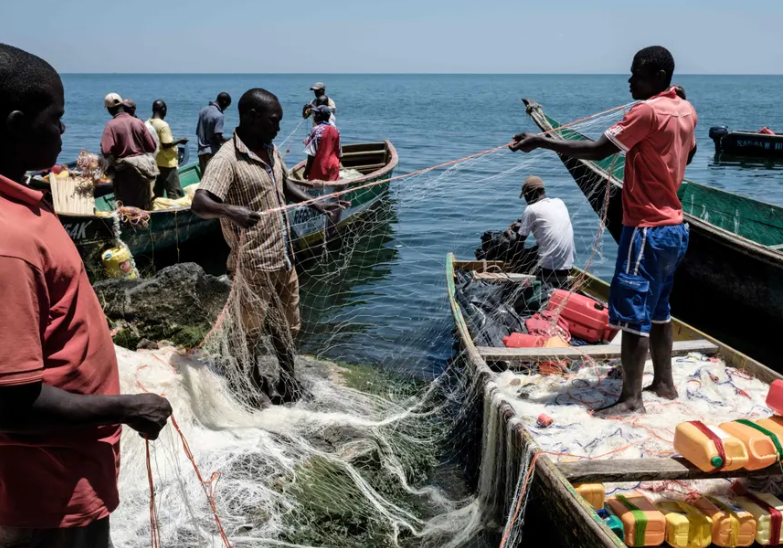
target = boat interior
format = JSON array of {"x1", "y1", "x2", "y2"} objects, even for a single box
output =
[{"x1": 290, "y1": 142, "x2": 392, "y2": 180}]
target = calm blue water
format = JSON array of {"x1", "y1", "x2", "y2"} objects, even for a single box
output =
[{"x1": 60, "y1": 74, "x2": 783, "y2": 375}]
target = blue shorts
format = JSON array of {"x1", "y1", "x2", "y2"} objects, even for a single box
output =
[{"x1": 609, "y1": 224, "x2": 689, "y2": 336}]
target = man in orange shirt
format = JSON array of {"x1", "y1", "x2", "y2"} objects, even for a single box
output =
[
  {"x1": 511, "y1": 46, "x2": 697, "y2": 415},
  {"x1": 0, "y1": 43, "x2": 172, "y2": 547}
]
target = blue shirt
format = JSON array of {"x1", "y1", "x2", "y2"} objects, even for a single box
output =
[{"x1": 196, "y1": 102, "x2": 225, "y2": 156}]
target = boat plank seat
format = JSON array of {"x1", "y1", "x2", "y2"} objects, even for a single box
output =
[
  {"x1": 345, "y1": 162, "x2": 387, "y2": 173},
  {"x1": 559, "y1": 457, "x2": 781, "y2": 483},
  {"x1": 478, "y1": 339, "x2": 718, "y2": 362},
  {"x1": 471, "y1": 272, "x2": 538, "y2": 282}
]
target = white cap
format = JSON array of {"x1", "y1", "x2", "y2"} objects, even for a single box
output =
[{"x1": 104, "y1": 93, "x2": 123, "y2": 109}]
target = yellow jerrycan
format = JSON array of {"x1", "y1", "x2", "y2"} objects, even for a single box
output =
[
  {"x1": 692, "y1": 495, "x2": 756, "y2": 547},
  {"x1": 575, "y1": 484, "x2": 605, "y2": 512},
  {"x1": 673, "y1": 421, "x2": 748, "y2": 472},
  {"x1": 720, "y1": 419, "x2": 782, "y2": 470},
  {"x1": 656, "y1": 500, "x2": 712, "y2": 548}
]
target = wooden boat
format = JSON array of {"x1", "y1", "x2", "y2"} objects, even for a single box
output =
[
  {"x1": 288, "y1": 141, "x2": 398, "y2": 248},
  {"x1": 447, "y1": 253, "x2": 782, "y2": 548},
  {"x1": 709, "y1": 125, "x2": 783, "y2": 160},
  {"x1": 46, "y1": 141, "x2": 397, "y2": 271},
  {"x1": 524, "y1": 99, "x2": 783, "y2": 366}
]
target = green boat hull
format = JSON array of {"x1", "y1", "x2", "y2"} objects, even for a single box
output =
[{"x1": 525, "y1": 99, "x2": 783, "y2": 366}]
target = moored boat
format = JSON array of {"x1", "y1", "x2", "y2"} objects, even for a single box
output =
[
  {"x1": 446, "y1": 253, "x2": 781, "y2": 548},
  {"x1": 288, "y1": 141, "x2": 398, "y2": 249},
  {"x1": 524, "y1": 99, "x2": 783, "y2": 367},
  {"x1": 709, "y1": 126, "x2": 783, "y2": 160}
]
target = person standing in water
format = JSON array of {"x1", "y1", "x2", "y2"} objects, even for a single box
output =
[
  {"x1": 0, "y1": 43, "x2": 171, "y2": 547},
  {"x1": 510, "y1": 46, "x2": 697, "y2": 415},
  {"x1": 303, "y1": 105, "x2": 342, "y2": 182},
  {"x1": 148, "y1": 99, "x2": 188, "y2": 199},
  {"x1": 192, "y1": 88, "x2": 347, "y2": 405}
]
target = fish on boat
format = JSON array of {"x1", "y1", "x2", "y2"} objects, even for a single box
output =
[
  {"x1": 709, "y1": 125, "x2": 783, "y2": 161},
  {"x1": 447, "y1": 253, "x2": 782, "y2": 548},
  {"x1": 288, "y1": 141, "x2": 398, "y2": 248},
  {"x1": 39, "y1": 141, "x2": 397, "y2": 272},
  {"x1": 524, "y1": 99, "x2": 783, "y2": 367}
]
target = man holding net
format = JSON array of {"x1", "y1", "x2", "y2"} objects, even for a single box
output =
[
  {"x1": 192, "y1": 88, "x2": 346, "y2": 405},
  {"x1": 0, "y1": 43, "x2": 172, "y2": 547},
  {"x1": 509, "y1": 46, "x2": 697, "y2": 415}
]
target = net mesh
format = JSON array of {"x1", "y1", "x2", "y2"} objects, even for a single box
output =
[{"x1": 108, "y1": 107, "x2": 654, "y2": 548}]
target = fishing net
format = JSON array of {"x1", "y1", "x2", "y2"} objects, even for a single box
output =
[{"x1": 107, "y1": 105, "x2": 656, "y2": 548}]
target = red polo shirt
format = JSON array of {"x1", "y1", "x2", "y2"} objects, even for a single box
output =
[
  {"x1": 0, "y1": 174, "x2": 121, "y2": 528},
  {"x1": 605, "y1": 87, "x2": 697, "y2": 227}
]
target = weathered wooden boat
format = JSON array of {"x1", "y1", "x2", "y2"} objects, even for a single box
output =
[
  {"x1": 447, "y1": 253, "x2": 781, "y2": 548},
  {"x1": 288, "y1": 141, "x2": 398, "y2": 248},
  {"x1": 709, "y1": 125, "x2": 783, "y2": 160},
  {"x1": 524, "y1": 99, "x2": 783, "y2": 366}
]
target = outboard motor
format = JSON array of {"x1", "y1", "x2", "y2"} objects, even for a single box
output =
[{"x1": 709, "y1": 126, "x2": 730, "y2": 154}]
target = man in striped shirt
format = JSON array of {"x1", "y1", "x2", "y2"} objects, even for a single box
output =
[{"x1": 192, "y1": 88, "x2": 346, "y2": 405}]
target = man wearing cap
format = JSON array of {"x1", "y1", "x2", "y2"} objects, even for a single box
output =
[
  {"x1": 197, "y1": 92, "x2": 232, "y2": 173},
  {"x1": 505, "y1": 176, "x2": 575, "y2": 288},
  {"x1": 303, "y1": 106, "x2": 341, "y2": 182},
  {"x1": 302, "y1": 82, "x2": 336, "y2": 126},
  {"x1": 101, "y1": 93, "x2": 158, "y2": 209}
]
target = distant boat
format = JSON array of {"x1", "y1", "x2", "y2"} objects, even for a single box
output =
[
  {"x1": 709, "y1": 126, "x2": 783, "y2": 160},
  {"x1": 524, "y1": 99, "x2": 783, "y2": 365}
]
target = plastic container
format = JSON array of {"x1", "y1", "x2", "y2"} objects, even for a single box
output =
[
  {"x1": 502, "y1": 333, "x2": 544, "y2": 348},
  {"x1": 102, "y1": 244, "x2": 137, "y2": 280},
  {"x1": 720, "y1": 420, "x2": 781, "y2": 470},
  {"x1": 766, "y1": 380, "x2": 783, "y2": 415},
  {"x1": 545, "y1": 289, "x2": 618, "y2": 343},
  {"x1": 539, "y1": 335, "x2": 570, "y2": 376},
  {"x1": 757, "y1": 416, "x2": 783, "y2": 438},
  {"x1": 656, "y1": 501, "x2": 712, "y2": 548},
  {"x1": 575, "y1": 483, "x2": 605, "y2": 511},
  {"x1": 692, "y1": 495, "x2": 756, "y2": 547},
  {"x1": 673, "y1": 421, "x2": 749, "y2": 472},
  {"x1": 606, "y1": 492, "x2": 666, "y2": 547},
  {"x1": 735, "y1": 491, "x2": 783, "y2": 546}
]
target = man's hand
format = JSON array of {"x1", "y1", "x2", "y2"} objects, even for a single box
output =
[
  {"x1": 319, "y1": 200, "x2": 350, "y2": 224},
  {"x1": 509, "y1": 132, "x2": 544, "y2": 153},
  {"x1": 509, "y1": 221, "x2": 521, "y2": 232},
  {"x1": 229, "y1": 206, "x2": 262, "y2": 229},
  {"x1": 124, "y1": 393, "x2": 173, "y2": 440}
]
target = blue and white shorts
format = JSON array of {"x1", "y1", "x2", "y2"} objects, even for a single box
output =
[{"x1": 609, "y1": 224, "x2": 689, "y2": 336}]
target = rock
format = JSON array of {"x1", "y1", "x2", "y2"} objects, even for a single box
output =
[
  {"x1": 94, "y1": 263, "x2": 231, "y2": 349},
  {"x1": 136, "y1": 339, "x2": 158, "y2": 350}
]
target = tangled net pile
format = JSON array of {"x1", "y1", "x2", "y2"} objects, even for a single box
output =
[{"x1": 109, "y1": 105, "x2": 633, "y2": 547}]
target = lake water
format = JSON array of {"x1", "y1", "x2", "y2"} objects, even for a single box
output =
[{"x1": 60, "y1": 74, "x2": 783, "y2": 376}]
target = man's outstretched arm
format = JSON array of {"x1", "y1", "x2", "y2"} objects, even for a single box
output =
[{"x1": 510, "y1": 132, "x2": 620, "y2": 161}]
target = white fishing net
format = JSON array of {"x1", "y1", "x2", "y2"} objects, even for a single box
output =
[{"x1": 105, "y1": 105, "x2": 679, "y2": 548}]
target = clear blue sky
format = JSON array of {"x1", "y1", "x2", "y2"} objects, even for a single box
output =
[{"x1": 3, "y1": 1, "x2": 782, "y2": 74}]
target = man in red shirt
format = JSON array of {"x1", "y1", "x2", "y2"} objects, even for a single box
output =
[
  {"x1": 510, "y1": 46, "x2": 697, "y2": 415},
  {"x1": 0, "y1": 43, "x2": 172, "y2": 547},
  {"x1": 101, "y1": 92, "x2": 158, "y2": 210},
  {"x1": 303, "y1": 105, "x2": 342, "y2": 182}
]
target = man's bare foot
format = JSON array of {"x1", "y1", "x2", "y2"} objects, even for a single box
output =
[
  {"x1": 593, "y1": 398, "x2": 645, "y2": 416},
  {"x1": 643, "y1": 382, "x2": 678, "y2": 400}
]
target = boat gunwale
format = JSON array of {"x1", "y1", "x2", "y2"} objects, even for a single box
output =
[
  {"x1": 524, "y1": 99, "x2": 783, "y2": 266},
  {"x1": 289, "y1": 140, "x2": 399, "y2": 189}
]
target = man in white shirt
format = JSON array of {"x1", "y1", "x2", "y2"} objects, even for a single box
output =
[{"x1": 506, "y1": 176, "x2": 576, "y2": 287}]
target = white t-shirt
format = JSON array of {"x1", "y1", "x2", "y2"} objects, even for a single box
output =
[{"x1": 517, "y1": 197, "x2": 575, "y2": 271}]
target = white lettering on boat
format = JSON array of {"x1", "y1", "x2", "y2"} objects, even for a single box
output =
[{"x1": 62, "y1": 222, "x2": 90, "y2": 240}]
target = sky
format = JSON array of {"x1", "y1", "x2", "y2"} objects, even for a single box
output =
[{"x1": 3, "y1": 1, "x2": 782, "y2": 74}]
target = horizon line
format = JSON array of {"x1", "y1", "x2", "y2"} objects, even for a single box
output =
[{"x1": 59, "y1": 72, "x2": 783, "y2": 77}]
